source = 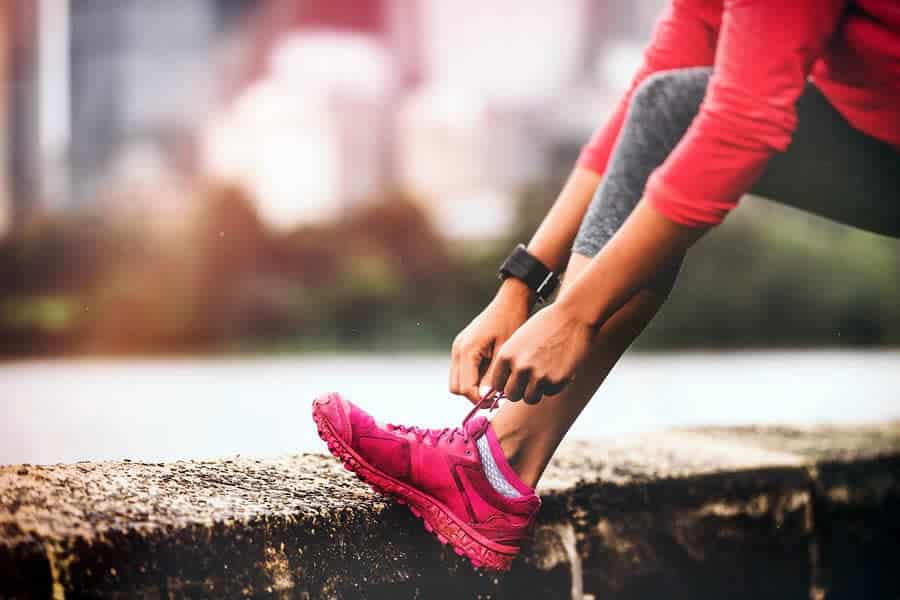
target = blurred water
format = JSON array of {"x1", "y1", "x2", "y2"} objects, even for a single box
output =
[{"x1": 2, "y1": 351, "x2": 899, "y2": 465}]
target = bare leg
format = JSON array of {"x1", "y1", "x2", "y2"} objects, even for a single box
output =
[{"x1": 489, "y1": 252, "x2": 675, "y2": 488}]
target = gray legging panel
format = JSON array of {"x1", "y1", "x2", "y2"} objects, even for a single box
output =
[{"x1": 572, "y1": 67, "x2": 900, "y2": 273}]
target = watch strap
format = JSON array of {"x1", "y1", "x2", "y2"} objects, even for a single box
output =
[{"x1": 499, "y1": 244, "x2": 559, "y2": 302}]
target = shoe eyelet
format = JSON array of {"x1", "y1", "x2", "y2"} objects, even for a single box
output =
[{"x1": 466, "y1": 450, "x2": 472, "y2": 456}]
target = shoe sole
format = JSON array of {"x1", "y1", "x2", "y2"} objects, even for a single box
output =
[{"x1": 312, "y1": 404, "x2": 518, "y2": 571}]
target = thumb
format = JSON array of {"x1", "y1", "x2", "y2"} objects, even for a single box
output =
[
  {"x1": 459, "y1": 347, "x2": 486, "y2": 405},
  {"x1": 463, "y1": 385, "x2": 483, "y2": 405},
  {"x1": 477, "y1": 384, "x2": 502, "y2": 408}
]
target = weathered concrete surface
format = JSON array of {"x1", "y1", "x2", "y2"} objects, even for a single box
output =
[
  {"x1": 0, "y1": 455, "x2": 574, "y2": 599},
  {"x1": 544, "y1": 425, "x2": 900, "y2": 600},
  {"x1": 540, "y1": 432, "x2": 810, "y2": 600},
  {"x1": 685, "y1": 425, "x2": 900, "y2": 600},
  {"x1": 1, "y1": 423, "x2": 898, "y2": 599}
]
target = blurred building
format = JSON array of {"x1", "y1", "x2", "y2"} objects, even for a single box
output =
[
  {"x1": 397, "y1": 88, "x2": 545, "y2": 239},
  {"x1": 205, "y1": 32, "x2": 393, "y2": 230},
  {"x1": 207, "y1": 0, "x2": 667, "y2": 238},
  {"x1": 396, "y1": 0, "x2": 589, "y2": 239},
  {"x1": 1, "y1": 0, "x2": 255, "y2": 234},
  {"x1": 0, "y1": 3, "x2": 11, "y2": 237},
  {"x1": 69, "y1": 0, "x2": 222, "y2": 205},
  {"x1": 4, "y1": 1, "x2": 39, "y2": 237},
  {"x1": 2, "y1": 0, "x2": 666, "y2": 240},
  {"x1": 210, "y1": 0, "x2": 586, "y2": 237},
  {"x1": 205, "y1": 0, "x2": 421, "y2": 230}
]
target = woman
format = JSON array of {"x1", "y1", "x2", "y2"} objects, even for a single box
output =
[{"x1": 313, "y1": 0, "x2": 900, "y2": 570}]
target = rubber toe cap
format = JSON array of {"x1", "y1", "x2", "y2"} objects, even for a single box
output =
[{"x1": 312, "y1": 392, "x2": 352, "y2": 442}]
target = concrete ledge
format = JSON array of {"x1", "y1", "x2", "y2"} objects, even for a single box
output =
[{"x1": 2, "y1": 424, "x2": 899, "y2": 599}]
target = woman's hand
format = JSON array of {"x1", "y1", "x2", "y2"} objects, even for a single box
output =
[
  {"x1": 450, "y1": 279, "x2": 532, "y2": 404},
  {"x1": 485, "y1": 199, "x2": 703, "y2": 406},
  {"x1": 489, "y1": 302, "x2": 594, "y2": 405}
]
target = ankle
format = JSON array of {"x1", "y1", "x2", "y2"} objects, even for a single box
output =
[
  {"x1": 496, "y1": 427, "x2": 527, "y2": 469},
  {"x1": 493, "y1": 422, "x2": 546, "y2": 489}
]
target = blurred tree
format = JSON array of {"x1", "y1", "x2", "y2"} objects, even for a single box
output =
[{"x1": 1, "y1": 183, "x2": 898, "y2": 357}]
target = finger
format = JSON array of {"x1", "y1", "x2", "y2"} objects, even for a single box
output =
[
  {"x1": 541, "y1": 377, "x2": 570, "y2": 397},
  {"x1": 523, "y1": 379, "x2": 544, "y2": 405},
  {"x1": 459, "y1": 350, "x2": 484, "y2": 405},
  {"x1": 479, "y1": 336, "x2": 505, "y2": 388},
  {"x1": 490, "y1": 358, "x2": 512, "y2": 397},
  {"x1": 477, "y1": 384, "x2": 496, "y2": 407},
  {"x1": 481, "y1": 388, "x2": 509, "y2": 408},
  {"x1": 481, "y1": 359, "x2": 497, "y2": 394},
  {"x1": 471, "y1": 348, "x2": 496, "y2": 404},
  {"x1": 503, "y1": 367, "x2": 531, "y2": 403},
  {"x1": 449, "y1": 347, "x2": 461, "y2": 396},
  {"x1": 475, "y1": 366, "x2": 497, "y2": 405}
]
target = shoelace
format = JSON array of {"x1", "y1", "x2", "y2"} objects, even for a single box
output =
[{"x1": 386, "y1": 389, "x2": 503, "y2": 447}]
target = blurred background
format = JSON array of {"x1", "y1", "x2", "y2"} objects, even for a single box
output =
[{"x1": 1, "y1": 0, "x2": 898, "y2": 465}]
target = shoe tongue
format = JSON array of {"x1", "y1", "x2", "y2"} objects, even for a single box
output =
[{"x1": 464, "y1": 415, "x2": 490, "y2": 438}]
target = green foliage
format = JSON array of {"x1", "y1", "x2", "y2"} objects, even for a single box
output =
[
  {"x1": 1, "y1": 184, "x2": 898, "y2": 357},
  {"x1": 2, "y1": 296, "x2": 78, "y2": 333},
  {"x1": 640, "y1": 197, "x2": 900, "y2": 348}
]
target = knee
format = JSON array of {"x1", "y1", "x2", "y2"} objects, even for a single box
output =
[
  {"x1": 631, "y1": 71, "x2": 681, "y2": 110},
  {"x1": 626, "y1": 68, "x2": 710, "y2": 139}
]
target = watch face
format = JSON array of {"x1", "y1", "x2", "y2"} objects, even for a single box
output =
[{"x1": 499, "y1": 245, "x2": 556, "y2": 301}]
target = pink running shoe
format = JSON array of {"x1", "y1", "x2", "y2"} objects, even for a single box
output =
[{"x1": 312, "y1": 392, "x2": 540, "y2": 571}]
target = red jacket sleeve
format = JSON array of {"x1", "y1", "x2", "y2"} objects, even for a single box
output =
[
  {"x1": 577, "y1": 0, "x2": 719, "y2": 174},
  {"x1": 646, "y1": 0, "x2": 846, "y2": 226}
]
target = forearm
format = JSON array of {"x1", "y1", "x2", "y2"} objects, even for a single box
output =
[
  {"x1": 498, "y1": 168, "x2": 602, "y2": 303},
  {"x1": 527, "y1": 167, "x2": 602, "y2": 272},
  {"x1": 556, "y1": 198, "x2": 707, "y2": 327}
]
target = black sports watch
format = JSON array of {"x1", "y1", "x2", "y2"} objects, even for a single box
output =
[{"x1": 498, "y1": 244, "x2": 559, "y2": 303}]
